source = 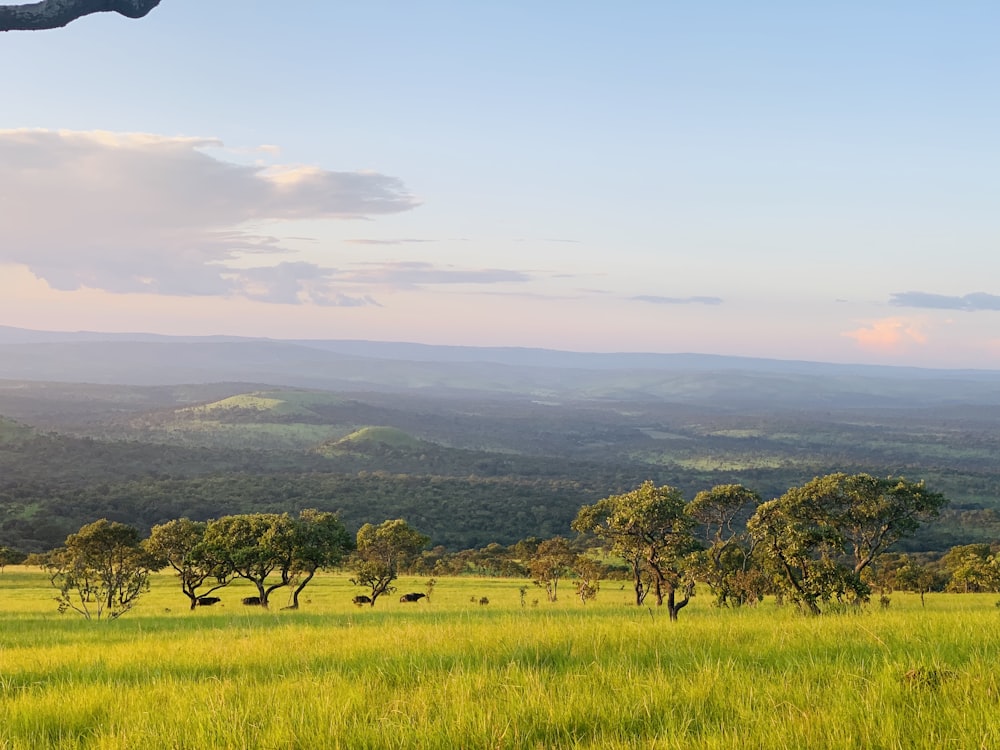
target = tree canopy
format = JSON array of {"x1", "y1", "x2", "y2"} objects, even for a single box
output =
[
  {"x1": 573, "y1": 481, "x2": 699, "y2": 620},
  {"x1": 45, "y1": 519, "x2": 156, "y2": 620},
  {"x1": 0, "y1": 0, "x2": 160, "y2": 31},
  {"x1": 349, "y1": 519, "x2": 429, "y2": 606},
  {"x1": 748, "y1": 473, "x2": 947, "y2": 614}
]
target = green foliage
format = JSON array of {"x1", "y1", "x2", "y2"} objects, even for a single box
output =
[
  {"x1": 687, "y1": 484, "x2": 762, "y2": 606},
  {"x1": 0, "y1": 545, "x2": 25, "y2": 572},
  {"x1": 527, "y1": 537, "x2": 576, "y2": 602},
  {"x1": 45, "y1": 519, "x2": 155, "y2": 620},
  {"x1": 349, "y1": 519, "x2": 429, "y2": 605},
  {"x1": 144, "y1": 518, "x2": 233, "y2": 609},
  {"x1": 201, "y1": 513, "x2": 297, "y2": 607},
  {"x1": 285, "y1": 509, "x2": 353, "y2": 609},
  {"x1": 573, "y1": 481, "x2": 699, "y2": 619},
  {"x1": 748, "y1": 473, "x2": 947, "y2": 614}
]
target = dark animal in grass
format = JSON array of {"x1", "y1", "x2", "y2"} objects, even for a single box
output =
[
  {"x1": 399, "y1": 592, "x2": 426, "y2": 603},
  {"x1": 241, "y1": 596, "x2": 262, "y2": 606},
  {"x1": 195, "y1": 596, "x2": 221, "y2": 607},
  {"x1": 479, "y1": 597, "x2": 489, "y2": 605},
  {"x1": 352, "y1": 595, "x2": 372, "y2": 607}
]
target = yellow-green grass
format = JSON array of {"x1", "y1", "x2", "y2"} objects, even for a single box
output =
[{"x1": 1, "y1": 568, "x2": 999, "y2": 749}]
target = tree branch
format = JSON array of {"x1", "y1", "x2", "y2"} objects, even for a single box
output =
[{"x1": 0, "y1": 0, "x2": 161, "y2": 31}]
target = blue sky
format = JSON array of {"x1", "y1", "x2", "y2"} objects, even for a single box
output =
[{"x1": 2, "y1": 1, "x2": 999, "y2": 367}]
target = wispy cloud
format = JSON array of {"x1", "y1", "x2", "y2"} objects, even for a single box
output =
[
  {"x1": 337, "y1": 261, "x2": 531, "y2": 288},
  {"x1": 233, "y1": 262, "x2": 378, "y2": 307},
  {"x1": 631, "y1": 295, "x2": 724, "y2": 305},
  {"x1": 345, "y1": 238, "x2": 433, "y2": 246},
  {"x1": 889, "y1": 291, "x2": 1000, "y2": 312},
  {"x1": 0, "y1": 129, "x2": 419, "y2": 303},
  {"x1": 842, "y1": 317, "x2": 928, "y2": 352}
]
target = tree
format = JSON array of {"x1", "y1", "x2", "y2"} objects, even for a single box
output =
[
  {"x1": 201, "y1": 513, "x2": 297, "y2": 609},
  {"x1": 0, "y1": 546, "x2": 25, "y2": 573},
  {"x1": 1, "y1": 0, "x2": 161, "y2": 32},
  {"x1": 144, "y1": 518, "x2": 233, "y2": 610},
  {"x1": 748, "y1": 473, "x2": 947, "y2": 614},
  {"x1": 285, "y1": 509, "x2": 353, "y2": 610},
  {"x1": 893, "y1": 555, "x2": 945, "y2": 606},
  {"x1": 349, "y1": 519, "x2": 429, "y2": 606},
  {"x1": 45, "y1": 519, "x2": 156, "y2": 620},
  {"x1": 941, "y1": 544, "x2": 1000, "y2": 594},
  {"x1": 527, "y1": 536, "x2": 576, "y2": 602},
  {"x1": 573, "y1": 481, "x2": 699, "y2": 620},
  {"x1": 572, "y1": 554, "x2": 605, "y2": 605},
  {"x1": 686, "y1": 484, "x2": 761, "y2": 607}
]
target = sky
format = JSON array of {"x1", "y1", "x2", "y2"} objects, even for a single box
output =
[{"x1": 2, "y1": 2, "x2": 999, "y2": 368}]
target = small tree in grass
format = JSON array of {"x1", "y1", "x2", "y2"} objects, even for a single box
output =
[
  {"x1": 46, "y1": 519, "x2": 156, "y2": 620},
  {"x1": 573, "y1": 555, "x2": 604, "y2": 605},
  {"x1": 349, "y1": 519, "x2": 429, "y2": 606},
  {"x1": 528, "y1": 536, "x2": 577, "y2": 602}
]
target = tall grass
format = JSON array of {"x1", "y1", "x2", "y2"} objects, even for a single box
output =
[{"x1": 0, "y1": 568, "x2": 998, "y2": 748}]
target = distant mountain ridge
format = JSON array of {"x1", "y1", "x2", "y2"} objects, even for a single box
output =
[{"x1": 2, "y1": 325, "x2": 1000, "y2": 408}]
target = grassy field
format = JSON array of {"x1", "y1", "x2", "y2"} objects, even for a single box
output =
[{"x1": 1, "y1": 569, "x2": 999, "y2": 749}]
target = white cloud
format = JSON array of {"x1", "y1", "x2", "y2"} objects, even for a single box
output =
[{"x1": 0, "y1": 129, "x2": 419, "y2": 302}]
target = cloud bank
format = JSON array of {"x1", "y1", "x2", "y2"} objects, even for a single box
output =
[
  {"x1": 0, "y1": 129, "x2": 420, "y2": 304},
  {"x1": 889, "y1": 291, "x2": 1000, "y2": 312}
]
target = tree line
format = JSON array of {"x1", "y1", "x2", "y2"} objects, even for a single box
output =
[{"x1": 11, "y1": 471, "x2": 994, "y2": 620}]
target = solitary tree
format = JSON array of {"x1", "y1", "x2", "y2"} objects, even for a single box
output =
[
  {"x1": 894, "y1": 556, "x2": 945, "y2": 606},
  {"x1": 573, "y1": 481, "x2": 699, "y2": 620},
  {"x1": 144, "y1": 518, "x2": 233, "y2": 610},
  {"x1": 1, "y1": 1, "x2": 161, "y2": 32},
  {"x1": 527, "y1": 536, "x2": 576, "y2": 602},
  {"x1": 45, "y1": 519, "x2": 156, "y2": 620},
  {"x1": 349, "y1": 519, "x2": 429, "y2": 606}
]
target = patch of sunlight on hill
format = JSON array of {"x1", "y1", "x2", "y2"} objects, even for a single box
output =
[
  {"x1": 331, "y1": 426, "x2": 424, "y2": 449},
  {"x1": 178, "y1": 390, "x2": 342, "y2": 419}
]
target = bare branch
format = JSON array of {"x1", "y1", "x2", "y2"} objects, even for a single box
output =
[{"x1": 0, "y1": 0, "x2": 161, "y2": 31}]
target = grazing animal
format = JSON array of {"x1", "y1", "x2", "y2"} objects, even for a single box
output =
[
  {"x1": 479, "y1": 596, "x2": 489, "y2": 606},
  {"x1": 241, "y1": 596, "x2": 262, "y2": 606},
  {"x1": 195, "y1": 596, "x2": 221, "y2": 607},
  {"x1": 399, "y1": 592, "x2": 426, "y2": 603},
  {"x1": 352, "y1": 595, "x2": 372, "y2": 607}
]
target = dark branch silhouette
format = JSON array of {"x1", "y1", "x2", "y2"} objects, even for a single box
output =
[{"x1": 0, "y1": 0, "x2": 161, "y2": 31}]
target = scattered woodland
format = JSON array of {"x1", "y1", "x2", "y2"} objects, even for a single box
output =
[
  {"x1": 4, "y1": 371, "x2": 1000, "y2": 618},
  {"x1": 4, "y1": 364, "x2": 1000, "y2": 748}
]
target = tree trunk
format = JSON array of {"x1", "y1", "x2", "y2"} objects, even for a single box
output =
[
  {"x1": 288, "y1": 570, "x2": 316, "y2": 610},
  {"x1": 666, "y1": 584, "x2": 692, "y2": 622}
]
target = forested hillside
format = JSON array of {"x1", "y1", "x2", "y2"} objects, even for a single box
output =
[{"x1": 3, "y1": 373, "x2": 1000, "y2": 553}]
